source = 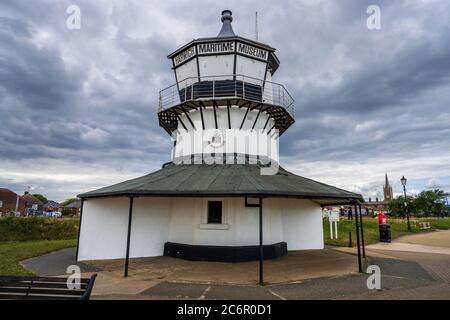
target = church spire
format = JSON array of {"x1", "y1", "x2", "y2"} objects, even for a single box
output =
[{"x1": 383, "y1": 173, "x2": 393, "y2": 201}]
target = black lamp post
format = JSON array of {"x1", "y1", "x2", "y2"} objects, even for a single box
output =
[{"x1": 400, "y1": 176, "x2": 411, "y2": 232}]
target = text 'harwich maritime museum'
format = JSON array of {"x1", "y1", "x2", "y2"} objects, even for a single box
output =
[{"x1": 77, "y1": 10, "x2": 364, "y2": 280}]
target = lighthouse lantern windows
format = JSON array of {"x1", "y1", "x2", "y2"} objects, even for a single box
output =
[
  {"x1": 175, "y1": 59, "x2": 198, "y2": 90},
  {"x1": 199, "y1": 55, "x2": 234, "y2": 80}
]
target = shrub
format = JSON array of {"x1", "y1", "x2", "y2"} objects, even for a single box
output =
[
  {"x1": 0, "y1": 217, "x2": 79, "y2": 242},
  {"x1": 61, "y1": 208, "x2": 73, "y2": 216}
]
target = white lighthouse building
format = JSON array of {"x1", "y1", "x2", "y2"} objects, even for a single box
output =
[{"x1": 77, "y1": 11, "x2": 363, "y2": 276}]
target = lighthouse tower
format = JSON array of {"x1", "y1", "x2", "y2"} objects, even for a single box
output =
[
  {"x1": 159, "y1": 10, "x2": 294, "y2": 165},
  {"x1": 77, "y1": 11, "x2": 362, "y2": 275}
]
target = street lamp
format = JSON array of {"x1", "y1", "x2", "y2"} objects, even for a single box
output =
[{"x1": 400, "y1": 176, "x2": 412, "y2": 232}]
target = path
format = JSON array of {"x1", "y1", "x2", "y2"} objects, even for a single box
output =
[{"x1": 21, "y1": 248, "x2": 100, "y2": 277}]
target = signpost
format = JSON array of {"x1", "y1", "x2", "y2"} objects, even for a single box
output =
[{"x1": 329, "y1": 210, "x2": 340, "y2": 239}]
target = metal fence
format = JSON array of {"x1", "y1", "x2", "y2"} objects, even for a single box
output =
[{"x1": 159, "y1": 75, "x2": 295, "y2": 118}]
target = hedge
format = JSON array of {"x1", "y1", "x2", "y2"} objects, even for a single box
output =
[{"x1": 0, "y1": 217, "x2": 79, "y2": 242}]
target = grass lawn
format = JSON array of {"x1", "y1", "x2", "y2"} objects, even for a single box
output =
[
  {"x1": 323, "y1": 217, "x2": 450, "y2": 247},
  {"x1": 0, "y1": 239, "x2": 77, "y2": 276}
]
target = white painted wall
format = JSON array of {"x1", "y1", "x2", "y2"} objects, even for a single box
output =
[
  {"x1": 78, "y1": 197, "x2": 172, "y2": 261},
  {"x1": 176, "y1": 59, "x2": 198, "y2": 88},
  {"x1": 129, "y1": 198, "x2": 171, "y2": 258},
  {"x1": 78, "y1": 196, "x2": 324, "y2": 261},
  {"x1": 174, "y1": 108, "x2": 278, "y2": 162},
  {"x1": 235, "y1": 55, "x2": 266, "y2": 83},
  {"x1": 198, "y1": 55, "x2": 234, "y2": 80},
  {"x1": 78, "y1": 197, "x2": 129, "y2": 261},
  {"x1": 281, "y1": 198, "x2": 324, "y2": 250}
]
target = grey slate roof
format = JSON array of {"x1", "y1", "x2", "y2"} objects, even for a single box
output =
[
  {"x1": 44, "y1": 200, "x2": 60, "y2": 209},
  {"x1": 78, "y1": 164, "x2": 363, "y2": 204},
  {"x1": 65, "y1": 201, "x2": 81, "y2": 208}
]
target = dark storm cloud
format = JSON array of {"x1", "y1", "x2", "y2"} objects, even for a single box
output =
[
  {"x1": 276, "y1": 0, "x2": 450, "y2": 167},
  {"x1": 0, "y1": 0, "x2": 449, "y2": 200},
  {"x1": 0, "y1": 1, "x2": 173, "y2": 168},
  {"x1": 0, "y1": 19, "x2": 76, "y2": 105},
  {"x1": 0, "y1": 15, "x2": 84, "y2": 161}
]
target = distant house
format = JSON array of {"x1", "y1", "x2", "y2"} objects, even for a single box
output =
[
  {"x1": 64, "y1": 201, "x2": 81, "y2": 216},
  {"x1": 364, "y1": 198, "x2": 389, "y2": 213},
  {"x1": 22, "y1": 192, "x2": 44, "y2": 214},
  {"x1": 0, "y1": 188, "x2": 24, "y2": 216},
  {"x1": 43, "y1": 200, "x2": 61, "y2": 212}
]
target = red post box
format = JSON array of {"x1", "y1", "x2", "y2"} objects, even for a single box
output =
[{"x1": 378, "y1": 212, "x2": 387, "y2": 225}]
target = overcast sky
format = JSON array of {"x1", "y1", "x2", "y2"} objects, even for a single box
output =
[{"x1": 1, "y1": 0, "x2": 449, "y2": 202}]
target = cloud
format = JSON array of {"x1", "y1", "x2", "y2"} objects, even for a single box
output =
[
  {"x1": 425, "y1": 178, "x2": 441, "y2": 189},
  {"x1": 0, "y1": 0, "x2": 449, "y2": 201}
]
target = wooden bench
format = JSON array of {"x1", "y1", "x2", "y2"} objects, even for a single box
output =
[
  {"x1": 0, "y1": 274, "x2": 97, "y2": 300},
  {"x1": 418, "y1": 222, "x2": 431, "y2": 230}
]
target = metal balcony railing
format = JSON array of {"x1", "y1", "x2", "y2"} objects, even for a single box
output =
[{"x1": 159, "y1": 74, "x2": 295, "y2": 118}]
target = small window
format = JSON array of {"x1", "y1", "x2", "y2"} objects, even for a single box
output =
[{"x1": 207, "y1": 201, "x2": 222, "y2": 224}]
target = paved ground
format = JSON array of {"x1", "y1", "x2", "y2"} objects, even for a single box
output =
[
  {"x1": 22, "y1": 247, "x2": 360, "y2": 297},
  {"x1": 396, "y1": 229, "x2": 450, "y2": 247},
  {"x1": 367, "y1": 230, "x2": 450, "y2": 255},
  {"x1": 342, "y1": 230, "x2": 450, "y2": 299},
  {"x1": 339, "y1": 249, "x2": 450, "y2": 300},
  {"x1": 86, "y1": 248, "x2": 358, "y2": 285},
  {"x1": 21, "y1": 230, "x2": 450, "y2": 299},
  {"x1": 131, "y1": 255, "x2": 438, "y2": 300},
  {"x1": 21, "y1": 248, "x2": 100, "y2": 276}
]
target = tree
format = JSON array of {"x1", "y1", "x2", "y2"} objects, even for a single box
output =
[
  {"x1": 414, "y1": 189, "x2": 448, "y2": 217},
  {"x1": 61, "y1": 198, "x2": 80, "y2": 206},
  {"x1": 389, "y1": 195, "x2": 416, "y2": 218},
  {"x1": 389, "y1": 189, "x2": 449, "y2": 218},
  {"x1": 32, "y1": 194, "x2": 48, "y2": 204}
]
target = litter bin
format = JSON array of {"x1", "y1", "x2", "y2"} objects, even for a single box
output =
[
  {"x1": 379, "y1": 224, "x2": 391, "y2": 243},
  {"x1": 378, "y1": 212, "x2": 387, "y2": 225}
]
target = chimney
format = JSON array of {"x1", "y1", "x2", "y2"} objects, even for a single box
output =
[{"x1": 369, "y1": 197, "x2": 372, "y2": 203}]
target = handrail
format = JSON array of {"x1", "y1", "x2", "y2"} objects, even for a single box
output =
[{"x1": 159, "y1": 74, "x2": 295, "y2": 118}]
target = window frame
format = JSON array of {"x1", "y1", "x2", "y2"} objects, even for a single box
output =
[{"x1": 207, "y1": 201, "x2": 223, "y2": 224}]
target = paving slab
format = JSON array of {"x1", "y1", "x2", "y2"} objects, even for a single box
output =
[
  {"x1": 369, "y1": 256, "x2": 435, "y2": 281},
  {"x1": 338, "y1": 283, "x2": 450, "y2": 300},
  {"x1": 205, "y1": 284, "x2": 278, "y2": 300},
  {"x1": 366, "y1": 230, "x2": 450, "y2": 255},
  {"x1": 90, "y1": 272, "x2": 160, "y2": 296},
  {"x1": 366, "y1": 249, "x2": 450, "y2": 283},
  {"x1": 367, "y1": 242, "x2": 450, "y2": 255},
  {"x1": 395, "y1": 229, "x2": 450, "y2": 248},
  {"x1": 140, "y1": 282, "x2": 210, "y2": 299}
]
